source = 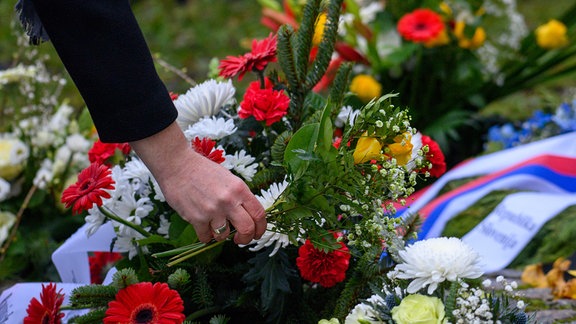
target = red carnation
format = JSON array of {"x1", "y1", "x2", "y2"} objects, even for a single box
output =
[
  {"x1": 219, "y1": 33, "x2": 277, "y2": 80},
  {"x1": 104, "y1": 282, "x2": 185, "y2": 324},
  {"x1": 397, "y1": 9, "x2": 444, "y2": 43},
  {"x1": 192, "y1": 137, "x2": 225, "y2": 164},
  {"x1": 24, "y1": 283, "x2": 65, "y2": 324},
  {"x1": 239, "y1": 78, "x2": 290, "y2": 126},
  {"x1": 61, "y1": 162, "x2": 115, "y2": 214},
  {"x1": 421, "y1": 135, "x2": 446, "y2": 177},
  {"x1": 88, "y1": 139, "x2": 131, "y2": 165},
  {"x1": 296, "y1": 234, "x2": 351, "y2": 288}
]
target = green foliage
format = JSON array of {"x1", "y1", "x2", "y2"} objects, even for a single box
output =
[
  {"x1": 67, "y1": 308, "x2": 107, "y2": 324},
  {"x1": 68, "y1": 285, "x2": 118, "y2": 309},
  {"x1": 191, "y1": 267, "x2": 215, "y2": 309}
]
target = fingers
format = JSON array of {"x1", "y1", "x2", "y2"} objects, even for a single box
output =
[{"x1": 240, "y1": 196, "x2": 267, "y2": 239}]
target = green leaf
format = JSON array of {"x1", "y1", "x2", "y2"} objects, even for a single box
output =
[
  {"x1": 169, "y1": 213, "x2": 199, "y2": 246},
  {"x1": 284, "y1": 123, "x2": 319, "y2": 180},
  {"x1": 317, "y1": 104, "x2": 334, "y2": 154},
  {"x1": 136, "y1": 234, "x2": 171, "y2": 246}
]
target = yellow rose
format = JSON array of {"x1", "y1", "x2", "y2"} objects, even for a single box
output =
[
  {"x1": 353, "y1": 134, "x2": 382, "y2": 164},
  {"x1": 535, "y1": 20, "x2": 568, "y2": 49},
  {"x1": 453, "y1": 21, "x2": 486, "y2": 49},
  {"x1": 386, "y1": 132, "x2": 413, "y2": 166},
  {"x1": 0, "y1": 211, "x2": 16, "y2": 246},
  {"x1": 0, "y1": 138, "x2": 29, "y2": 180},
  {"x1": 313, "y1": 13, "x2": 328, "y2": 46},
  {"x1": 349, "y1": 75, "x2": 382, "y2": 103},
  {"x1": 391, "y1": 294, "x2": 447, "y2": 324}
]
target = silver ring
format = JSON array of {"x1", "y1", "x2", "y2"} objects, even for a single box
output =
[{"x1": 212, "y1": 222, "x2": 228, "y2": 234}]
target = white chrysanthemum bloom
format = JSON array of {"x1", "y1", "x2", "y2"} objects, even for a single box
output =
[
  {"x1": 84, "y1": 205, "x2": 107, "y2": 237},
  {"x1": 0, "y1": 211, "x2": 16, "y2": 246},
  {"x1": 65, "y1": 133, "x2": 91, "y2": 153},
  {"x1": 240, "y1": 180, "x2": 297, "y2": 256},
  {"x1": 395, "y1": 237, "x2": 484, "y2": 294},
  {"x1": 151, "y1": 177, "x2": 165, "y2": 202},
  {"x1": 111, "y1": 193, "x2": 154, "y2": 236},
  {"x1": 33, "y1": 159, "x2": 54, "y2": 189},
  {"x1": 48, "y1": 104, "x2": 74, "y2": 133},
  {"x1": 115, "y1": 231, "x2": 149, "y2": 259},
  {"x1": 222, "y1": 150, "x2": 258, "y2": 181},
  {"x1": 0, "y1": 178, "x2": 11, "y2": 202},
  {"x1": 122, "y1": 158, "x2": 153, "y2": 197},
  {"x1": 174, "y1": 79, "x2": 236, "y2": 129},
  {"x1": 335, "y1": 105, "x2": 360, "y2": 128},
  {"x1": 109, "y1": 165, "x2": 129, "y2": 203},
  {"x1": 345, "y1": 294, "x2": 384, "y2": 324},
  {"x1": 183, "y1": 116, "x2": 237, "y2": 141}
]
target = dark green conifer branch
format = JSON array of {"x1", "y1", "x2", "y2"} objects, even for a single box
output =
[
  {"x1": 276, "y1": 25, "x2": 300, "y2": 94},
  {"x1": 328, "y1": 62, "x2": 352, "y2": 118},
  {"x1": 294, "y1": 0, "x2": 322, "y2": 82},
  {"x1": 68, "y1": 285, "x2": 118, "y2": 309}
]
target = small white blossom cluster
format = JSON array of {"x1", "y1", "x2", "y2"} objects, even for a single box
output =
[{"x1": 452, "y1": 280, "x2": 495, "y2": 323}]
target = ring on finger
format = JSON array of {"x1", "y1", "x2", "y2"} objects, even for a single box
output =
[{"x1": 212, "y1": 221, "x2": 228, "y2": 235}]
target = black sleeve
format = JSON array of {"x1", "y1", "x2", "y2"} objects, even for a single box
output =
[{"x1": 30, "y1": 0, "x2": 178, "y2": 143}]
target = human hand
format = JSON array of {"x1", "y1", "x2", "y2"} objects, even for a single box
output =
[{"x1": 130, "y1": 123, "x2": 266, "y2": 244}]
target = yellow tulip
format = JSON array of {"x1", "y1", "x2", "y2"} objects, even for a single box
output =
[
  {"x1": 353, "y1": 135, "x2": 382, "y2": 164},
  {"x1": 535, "y1": 19, "x2": 568, "y2": 49},
  {"x1": 349, "y1": 75, "x2": 382, "y2": 103},
  {"x1": 387, "y1": 133, "x2": 413, "y2": 166},
  {"x1": 453, "y1": 21, "x2": 486, "y2": 49}
]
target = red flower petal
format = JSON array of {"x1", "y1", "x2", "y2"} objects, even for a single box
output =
[
  {"x1": 239, "y1": 78, "x2": 290, "y2": 126},
  {"x1": 296, "y1": 233, "x2": 351, "y2": 288},
  {"x1": 61, "y1": 163, "x2": 115, "y2": 214},
  {"x1": 88, "y1": 139, "x2": 131, "y2": 165},
  {"x1": 397, "y1": 9, "x2": 445, "y2": 43},
  {"x1": 192, "y1": 137, "x2": 226, "y2": 164},
  {"x1": 24, "y1": 283, "x2": 65, "y2": 324}
]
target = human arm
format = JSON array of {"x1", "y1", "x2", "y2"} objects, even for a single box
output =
[{"x1": 27, "y1": 0, "x2": 266, "y2": 243}]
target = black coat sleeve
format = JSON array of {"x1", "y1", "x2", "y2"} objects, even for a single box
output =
[{"x1": 30, "y1": 0, "x2": 178, "y2": 143}]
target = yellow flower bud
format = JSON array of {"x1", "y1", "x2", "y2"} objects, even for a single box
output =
[
  {"x1": 353, "y1": 134, "x2": 382, "y2": 164},
  {"x1": 313, "y1": 13, "x2": 328, "y2": 46},
  {"x1": 387, "y1": 132, "x2": 413, "y2": 166},
  {"x1": 535, "y1": 19, "x2": 568, "y2": 49},
  {"x1": 453, "y1": 21, "x2": 486, "y2": 49},
  {"x1": 349, "y1": 75, "x2": 382, "y2": 103}
]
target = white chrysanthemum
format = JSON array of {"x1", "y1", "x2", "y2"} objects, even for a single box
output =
[
  {"x1": 0, "y1": 178, "x2": 10, "y2": 202},
  {"x1": 151, "y1": 177, "x2": 166, "y2": 202},
  {"x1": 115, "y1": 231, "x2": 149, "y2": 259},
  {"x1": 395, "y1": 237, "x2": 484, "y2": 294},
  {"x1": 109, "y1": 165, "x2": 129, "y2": 203},
  {"x1": 174, "y1": 79, "x2": 236, "y2": 129},
  {"x1": 335, "y1": 105, "x2": 360, "y2": 128},
  {"x1": 240, "y1": 180, "x2": 295, "y2": 256},
  {"x1": 84, "y1": 205, "x2": 107, "y2": 237},
  {"x1": 345, "y1": 294, "x2": 384, "y2": 324},
  {"x1": 222, "y1": 150, "x2": 258, "y2": 181},
  {"x1": 111, "y1": 193, "x2": 154, "y2": 236},
  {"x1": 122, "y1": 158, "x2": 153, "y2": 197},
  {"x1": 184, "y1": 116, "x2": 237, "y2": 141},
  {"x1": 65, "y1": 133, "x2": 91, "y2": 153}
]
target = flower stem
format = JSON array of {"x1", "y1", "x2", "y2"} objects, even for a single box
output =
[
  {"x1": 0, "y1": 185, "x2": 37, "y2": 263},
  {"x1": 98, "y1": 206, "x2": 151, "y2": 238}
]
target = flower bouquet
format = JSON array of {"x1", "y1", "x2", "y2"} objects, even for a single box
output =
[
  {"x1": 21, "y1": 0, "x2": 528, "y2": 323},
  {"x1": 261, "y1": 0, "x2": 576, "y2": 163}
]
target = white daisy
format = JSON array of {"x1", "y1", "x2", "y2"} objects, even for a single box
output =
[
  {"x1": 395, "y1": 237, "x2": 484, "y2": 294},
  {"x1": 174, "y1": 79, "x2": 236, "y2": 129},
  {"x1": 183, "y1": 116, "x2": 237, "y2": 141},
  {"x1": 222, "y1": 150, "x2": 258, "y2": 181}
]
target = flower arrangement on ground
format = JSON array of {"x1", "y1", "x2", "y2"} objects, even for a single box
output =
[
  {"x1": 0, "y1": 30, "x2": 94, "y2": 282},
  {"x1": 260, "y1": 0, "x2": 576, "y2": 163},
  {"x1": 28, "y1": 0, "x2": 449, "y2": 322}
]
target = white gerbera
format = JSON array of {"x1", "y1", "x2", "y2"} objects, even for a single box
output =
[
  {"x1": 174, "y1": 79, "x2": 236, "y2": 129},
  {"x1": 183, "y1": 116, "x2": 237, "y2": 141},
  {"x1": 222, "y1": 150, "x2": 258, "y2": 181},
  {"x1": 395, "y1": 237, "x2": 484, "y2": 294}
]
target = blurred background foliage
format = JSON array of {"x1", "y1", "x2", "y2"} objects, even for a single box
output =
[{"x1": 1, "y1": 0, "x2": 575, "y2": 114}]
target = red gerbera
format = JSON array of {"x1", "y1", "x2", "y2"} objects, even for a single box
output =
[
  {"x1": 397, "y1": 9, "x2": 445, "y2": 43},
  {"x1": 296, "y1": 234, "x2": 351, "y2": 288},
  {"x1": 239, "y1": 78, "x2": 290, "y2": 126},
  {"x1": 192, "y1": 137, "x2": 226, "y2": 163},
  {"x1": 61, "y1": 162, "x2": 115, "y2": 214},
  {"x1": 88, "y1": 139, "x2": 131, "y2": 165},
  {"x1": 89, "y1": 251, "x2": 123, "y2": 284},
  {"x1": 24, "y1": 283, "x2": 65, "y2": 324},
  {"x1": 421, "y1": 135, "x2": 447, "y2": 177},
  {"x1": 219, "y1": 33, "x2": 277, "y2": 80},
  {"x1": 104, "y1": 282, "x2": 185, "y2": 324}
]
